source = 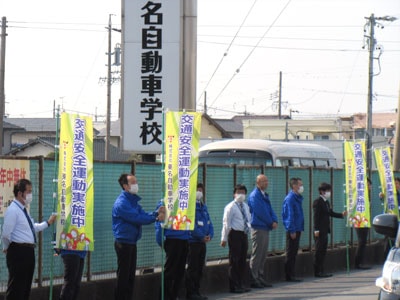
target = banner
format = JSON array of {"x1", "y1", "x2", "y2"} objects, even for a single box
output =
[
  {"x1": 163, "y1": 111, "x2": 202, "y2": 230},
  {"x1": 344, "y1": 140, "x2": 370, "y2": 228},
  {"x1": 0, "y1": 159, "x2": 30, "y2": 217},
  {"x1": 56, "y1": 113, "x2": 94, "y2": 251},
  {"x1": 374, "y1": 147, "x2": 398, "y2": 217}
]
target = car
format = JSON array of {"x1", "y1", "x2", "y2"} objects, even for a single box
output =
[{"x1": 373, "y1": 213, "x2": 400, "y2": 300}]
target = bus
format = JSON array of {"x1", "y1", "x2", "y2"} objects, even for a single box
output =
[{"x1": 199, "y1": 139, "x2": 337, "y2": 168}]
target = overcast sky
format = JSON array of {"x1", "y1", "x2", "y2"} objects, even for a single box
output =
[{"x1": 1, "y1": 0, "x2": 399, "y2": 120}]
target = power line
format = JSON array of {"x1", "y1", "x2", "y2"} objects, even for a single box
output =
[
  {"x1": 198, "y1": 40, "x2": 400, "y2": 52},
  {"x1": 208, "y1": 0, "x2": 293, "y2": 108},
  {"x1": 197, "y1": 0, "x2": 258, "y2": 104}
]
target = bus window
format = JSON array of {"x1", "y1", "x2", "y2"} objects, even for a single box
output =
[
  {"x1": 300, "y1": 159, "x2": 314, "y2": 167},
  {"x1": 292, "y1": 158, "x2": 301, "y2": 167},
  {"x1": 276, "y1": 159, "x2": 290, "y2": 167},
  {"x1": 315, "y1": 160, "x2": 328, "y2": 168}
]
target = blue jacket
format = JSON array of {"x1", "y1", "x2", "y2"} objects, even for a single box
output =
[
  {"x1": 189, "y1": 201, "x2": 214, "y2": 243},
  {"x1": 155, "y1": 200, "x2": 191, "y2": 247},
  {"x1": 248, "y1": 187, "x2": 278, "y2": 230},
  {"x1": 112, "y1": 191, "x2": 157, "y2": 244},
  {"x1": 282, "y1": 191, "x2": 304, "y2": 234}
]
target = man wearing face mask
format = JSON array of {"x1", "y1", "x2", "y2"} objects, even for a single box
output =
[
  {"x1": 112, "y1": 173, "x2": 165, "y2": 300},
  {"x1": 282, "y1": 177, "x2": 304, "y2": 282},
  {"x1": 313, "y1": 182, "x2": 346, "y2": 278},
  {"x1": 248, "y1": 174, "x2": 278, "y2": 288},
  {"x1": 1, "y1": 178, "x2": 57, "y2": 299},
  {"x1": 221, "y1": 184, "x2": 251, "y2": 294},
  {"x1": 185, "y1": 183, "x2": 214, "y2": 300}
]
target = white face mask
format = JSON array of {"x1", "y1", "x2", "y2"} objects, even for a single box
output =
[
  {"x1": 129, "y1": 184, "x2": 139, "y2": 194},
  {"x1": 196, "y1": 191, "x2": 203, "y2": 201},
  {"x1": 235, "y1": 194, "x2": 245, "y2": 203},
  {"x1": 324, "y1": 191, "x2": 331, "y2": 199},
  {"x1": 24, "y1": 193, "x2": 33, "y2": 205},
  {"x1": 298, "y1": 186, "x2": 304, "y2": 194}
]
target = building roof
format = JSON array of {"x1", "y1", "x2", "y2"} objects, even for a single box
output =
[
  {"x1": 4, "y1": 118, "x2": 57, "y2": 132},
  {"x1": 352, "y1": 112, "x2": 397, "y2": 129},
  {"x1": 6, "y1": 137, "x2": 131, "y2": 161},
  {"x1": 3, "y1": 117, "x2": 100, "y2": 135}
]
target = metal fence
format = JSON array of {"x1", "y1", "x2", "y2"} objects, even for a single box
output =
[{"x1": 0, "y1": 156, "x2": 395, "y2": 291}]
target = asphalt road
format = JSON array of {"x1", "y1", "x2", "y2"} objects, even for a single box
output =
[{"x1": 207, "y1": 265, "x2": 382, "y2": 300}]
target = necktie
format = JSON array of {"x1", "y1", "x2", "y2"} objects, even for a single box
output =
[
  {"x1": 23, "y1": 208, "x2": 37, "y2": 244},
  {"x1": 239, "y1": 203, "x2": 249, "y2": 234}
]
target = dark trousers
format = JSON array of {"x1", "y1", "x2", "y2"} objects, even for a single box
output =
[
  {"x1": 355, "y1": 228, "x2": 369, "y2": 267},
  {"x1": 162, "y1": 238, "x2": 189, "y2": 300},
  {"x1": 285, "y1": 231, "x2": 301, "y2": 279},
  {"x1": 114, "y1": 241, "x2": 137, "y2": 300},
  {"x1": 185, "y1": 242, "x2": 206, "y2": 296},
  {"x1": 228, "y1": 230, "x2": 248, "y2": 291},
  {"x1": 60, "y1": 254, "x2": 85, "y2": 300},
  {"x1": 314, "y1": 233, "x2": 328, "y2": 275},
  {"x1": 6, "y1": 243, "x2": 35, "y2": 300}
]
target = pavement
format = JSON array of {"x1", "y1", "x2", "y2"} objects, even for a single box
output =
[{"x1": 206, "y1": 265, "x2": 382, "y2": 300}]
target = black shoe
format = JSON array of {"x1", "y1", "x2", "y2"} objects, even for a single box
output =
[
  {"x1": 250, "y1": 282, "x2": 264, "y2": 288},
  {"x1": 230, "y1": 288, "x2": 245, "y2": 294},
  {"x1": 356, "y1": 265, "x2": 371, "y2": 270},
  {"x1": 286, "y1": 277, "x2": 302, "y2": 282},
  {"x1": 242, "y1": 287, "x2": 251, "y2": 292},
  {"x1": 186, "y1": 294, "x2": 204, "y2": 300},
  {"x1": 258, "y1": 278, "x2": 273, "y2": 288},
  {"x1": 315, "y1": 273, "x2": 333, "y2": 278}
]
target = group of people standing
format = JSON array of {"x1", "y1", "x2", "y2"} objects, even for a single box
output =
[
  {"x1": 3, "y1": 174, "x2": 394, "y2": 300},
  {"x1": 221, "y1": 175, "x2": 349, "y2": 294},
  {"x1": 112, "y1": 173, "x2": 213, "y2": 300}
]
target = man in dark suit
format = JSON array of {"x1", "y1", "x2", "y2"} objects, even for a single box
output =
[{"x1": 313, "y1": 182, "x2": 346, "y2": 277}]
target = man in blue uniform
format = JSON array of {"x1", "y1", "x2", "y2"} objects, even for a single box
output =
[
  {"x1": 282, "y1": 177, "x2": 304, "y2": 282},
  {"x1": 185, "y1": 183, "x2": 214, "y2": 300},
  {"x1": 112, "y1": 173, "x2": 165, "y2": 300}
]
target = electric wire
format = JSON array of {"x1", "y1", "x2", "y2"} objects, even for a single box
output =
[
  {"x1": 197, "y1": 0, "x2": 258, "y2": 103},
  {"x1": 208, "y1": 0, "x2": 292, "y2": 108}
]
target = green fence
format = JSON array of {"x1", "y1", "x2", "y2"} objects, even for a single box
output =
[{"x1": 0, "y1": 157, "x2": 397, "y2": 292}]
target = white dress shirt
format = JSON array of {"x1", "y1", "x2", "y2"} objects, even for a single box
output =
[
  {"x1": 221, "y1": 200, "x2": 251, "y2": 242},
  {"x1": 1, "y1": 200, "x2": 48, "y2": 250}
]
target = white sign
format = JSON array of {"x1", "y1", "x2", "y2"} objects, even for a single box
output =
[{"x1": 122, "y1": 0, "x2": 181, "y2": 152}]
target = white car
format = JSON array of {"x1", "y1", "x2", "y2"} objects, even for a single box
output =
[{"x1": 373, "y1": 214, "x2": 400, "y2": 300}]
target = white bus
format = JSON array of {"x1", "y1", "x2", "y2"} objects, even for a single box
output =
[{"x1": 199, "y1": 139, "x2": 337, "y2": 168}]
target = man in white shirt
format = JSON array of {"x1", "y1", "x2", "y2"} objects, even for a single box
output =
[
  {"x1": 221, "y1": 184, "x2": 251, "y2": 294},
  {"x1": 1, "y1": 178, "x2": 57, "y2": 299}
]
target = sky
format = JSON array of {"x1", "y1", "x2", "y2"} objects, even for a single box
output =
[{"x1": 0, "y1": 0, "x2": 399, "y2": 121}]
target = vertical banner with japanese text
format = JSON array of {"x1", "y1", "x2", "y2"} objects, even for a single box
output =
[
  {"x1": 374, "y1": 146, "x2": 398, "y2": 217},
  {"x1": 0, "y1": 159, "x2": 30, "y2": 217},
  {"x1": 344, "y1": 140, "x2": 370, "y2": 228},
  {"x1": 122, "y1": 0, "x2": 180, "y2": 152},
  {"x1": 163, "y1": 111, "x2": 201, "y2": 230},
  {"x1": 56, "y1": 113, "x2": 94, "y2": 251}
]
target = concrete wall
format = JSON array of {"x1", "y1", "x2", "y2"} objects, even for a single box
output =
[{"x1": 0, "y1": 242, "x2": 386, "y2": 300}]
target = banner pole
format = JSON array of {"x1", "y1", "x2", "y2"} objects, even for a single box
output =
[
  {"x1": 343, "y1": 141, "x2": 350, "y2": 275},
  {"x1": 49, "y1": 106, "x2": 60, "y2": 299},
  {"x1": 161, "y1": 107, "x2": 166, "y2": 300}
]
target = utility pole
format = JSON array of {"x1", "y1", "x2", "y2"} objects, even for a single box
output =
[
  {"x1": 278, "y1": 71, "x2": 282, "y2": 119},
  {"x1": 365, "y1": 14, "x2": 375, "y2": 174},
  {"x1": 393, "y1": 87, "x2": 400, "y2": 171},
  {"x1": 0, "y1": 17, "x2": 7, "y2": 155},
  {"x1": 203, "y1": 91, "x2": 207, "y2": 115},
  {"x1": 364, "y1": 14, "x2": 397, "y2": 172},
  {"x1": 105, "y1": 14, "x2": 113, "y2": 161}
]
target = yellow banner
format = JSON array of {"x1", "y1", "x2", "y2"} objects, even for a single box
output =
[
  {"x1": 344, "y1": 140, "x2": 370, "y2": 228},
  {"x1": 56, "y1": 113, "x2": 94, "y2": 251},
  {"x1": 374, "y1": 147, "x2": 398, "y2": 217},
  {"x1": 163, "y1": 111, "x2": 202, "y2": 230},
  {"x1": 0, "y1": 159, "x2": 30, "y2": 217}
]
